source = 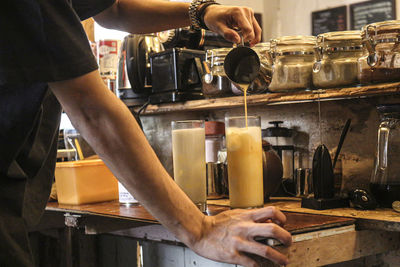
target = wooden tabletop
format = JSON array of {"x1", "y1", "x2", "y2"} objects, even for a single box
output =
[
  {"x1": 46, "y1": 200, "x2": 354, "y2": 235},
  {"x1": 208, "y1": 197, "x2": 400, "y2": 232}
]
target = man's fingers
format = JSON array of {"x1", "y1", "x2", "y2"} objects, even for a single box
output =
[
  {"x1": 250, "y1": 16, "x2": 262, "y2": 46},
  {"x1": 218, "y1": 24, "x2": 241, "y2": 43},
  {"x1": 248, "y1": 223, "x2": 292, "y2": 247},
  {"x1": 236, "y1": 239, "x2": 290, "y2": 266},
  {"x1": 233, "y1": 12, "x2": 255, "y2": 42},
  {"x1": 248, "y1": 206, "x2": 287, "y2": 225}
]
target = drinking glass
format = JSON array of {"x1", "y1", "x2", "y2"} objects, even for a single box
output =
[
  {"x1": 172, "y1": 120, "x2": 207, "y2": 212},
  {"x1": 225, "y1": 116, "x2": 264, "y2": 208}
]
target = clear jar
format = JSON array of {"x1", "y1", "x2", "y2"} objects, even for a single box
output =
[
  {"x1": 313, "y1": 31, "x2": 363, "y2": 88},
  {"x1": 248, "y1": 42, "x2": 273, "y2": 94},
  {"x1": 202, "y1": 48, "x2": 236, "y2": 97},
  {"x1": 269, "y1": 36, "x2": 316, "y2": 92},
  {"x1": 358, "y1": 20, "x2": 400, "y2": 84}
]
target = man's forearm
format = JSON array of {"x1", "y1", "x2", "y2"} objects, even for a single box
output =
[
  {"x1": 49, "y1": 70, "x2": 205, "y2": 247},
  {"x1": 94, "y1": 0, "x2": 191, "y2": 33}
]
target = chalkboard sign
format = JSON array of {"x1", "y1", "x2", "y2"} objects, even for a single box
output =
[
  {"x1": 350, "y1": 0, "x2": 396, "y2": 30},
  {"x1": 312, "y1": 6, "x2": 347, "y2": 36}
]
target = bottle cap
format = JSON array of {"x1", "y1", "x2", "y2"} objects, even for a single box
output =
[{"x1": 205, "y1": 121, "x2": 225, "y2": 136}]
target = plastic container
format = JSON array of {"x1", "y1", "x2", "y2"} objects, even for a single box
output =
[{"x1": 55, "y1": 159, "x2": 119, "y2": 205}]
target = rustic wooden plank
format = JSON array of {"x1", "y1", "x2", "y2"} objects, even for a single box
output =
[
  {"x1": 46, "y1": 201, "x2": 157, "y2": 224},
  {"x1": 255, "y1": 230, "x2": 400, "y2": 267},
  {"x1": 277, "y1": 230, "x2": 400, "y2": 267},
  {"x1": 209, "y1": 198, "x2": 400, "y2": 232},
  {"x1": 138, "y1": 82, "x2": 400, "y2": 115},
  {"x1": 46, "y1": 201, "x2": 354, "y2": 237},
  {"x1": 265, "y1": 225, "x2": 355, "y2": 246}
]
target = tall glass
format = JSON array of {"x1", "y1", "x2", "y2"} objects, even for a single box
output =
[
  {"x1": 172, "y1": 120, "x2": 207, "y2": 212},
  {"x1": 225, "y1": 116, "x2": 264, "y2": 209}
]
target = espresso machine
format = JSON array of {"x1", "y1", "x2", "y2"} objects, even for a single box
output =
[{"x1": 117, "y1": 29, "x2": 232, "y2": 106}]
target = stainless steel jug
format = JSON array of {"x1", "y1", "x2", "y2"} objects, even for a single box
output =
[{"x1": 223, "y1": 42, "x2": 272, "y2": 94}]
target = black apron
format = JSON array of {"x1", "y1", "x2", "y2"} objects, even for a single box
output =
[{"x1": 0, "y1": 83, "x2": 62, "y2": 266}]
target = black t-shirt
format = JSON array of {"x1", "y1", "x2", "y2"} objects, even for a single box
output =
[{"x1": 0, "y1": 0, "x2": 115, "y2": 265}]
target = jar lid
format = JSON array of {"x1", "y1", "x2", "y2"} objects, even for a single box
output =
[
  {"x1": 254, "y1": 42, "x2": 271, "y2": 50},
  {"x1": 317, "y1": 30, "x2": 362, "y2": 42},
  {"x1": 272, "y1": 35, "x2": 316, "y2": 54},
  {"x1": 362, "y1": 20, "x2": 400, "y2": 38},
  {"x1": 205, "y1": 121, "x2": 225, "y2": 136},
  {"x1": 262, "y1": 121, "x2": 292, "y2": 137},
  {"x1": 273, "y1": 35, "x2": 316, "y2": 46},
  {"x1": 376, "y1": 104, "x2": 400, "y2": 114}
]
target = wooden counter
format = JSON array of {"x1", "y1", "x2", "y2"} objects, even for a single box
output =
[
  {"x1": 209, "y1": 197, "x2": 400, "y2": 232},
  {"x1": 45, "y1": 200, "x2": 400, "y2": 267}
]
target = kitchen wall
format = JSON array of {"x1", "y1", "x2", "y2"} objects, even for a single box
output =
[
  {"x1": 264, "y1": 0, "x2": 400, "y2": 39},
  {"x1": 141, "y1": 94, "x2": 400, "y2": 193}
]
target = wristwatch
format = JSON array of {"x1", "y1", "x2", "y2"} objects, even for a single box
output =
[{"x1": 189, "y1": 0, "x2": 219, "y2": 30}]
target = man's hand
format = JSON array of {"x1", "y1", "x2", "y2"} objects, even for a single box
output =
[
  {"x1": 192, "y1": 207, "x2": 292, "y2": 267},
  {"x1": 203, "y1": 5, "x2": 262, "y2": 46}
]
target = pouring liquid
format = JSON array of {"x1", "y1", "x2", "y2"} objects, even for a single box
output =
[
  {"x1": 237, "y1": 83, "x2": 250, "y2": 128},
  {"x1": 225, "y1": 49, "x2": 264, "y2": 208}
]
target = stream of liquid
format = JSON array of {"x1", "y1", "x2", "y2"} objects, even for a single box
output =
[{"x1": 237, "y1": 83, "x2": 250, "y2": 128}]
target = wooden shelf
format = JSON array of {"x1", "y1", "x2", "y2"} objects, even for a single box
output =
[{"x1": 138, "y1": 82, "x2": 400, "y2": 115}]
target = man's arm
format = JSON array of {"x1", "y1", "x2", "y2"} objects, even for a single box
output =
[
  {"x1": 49, "y1": 70, "x2": 291, "y2": 267},
  {"x1": 94, "y1": 0, "x2": 262, "y2": 46}
]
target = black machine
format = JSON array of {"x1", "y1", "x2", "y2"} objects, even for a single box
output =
[
  {"x1": 149, "y1": 48, "x2": 205, "y2": 104},
  {"x1": 116, "y1": 29, "x2": 232, "y2": 106}
]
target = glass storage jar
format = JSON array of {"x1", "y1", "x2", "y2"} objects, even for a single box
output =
[
  {"x1": 248, "y1": 42, "x2": 273, "y2": 94},
  {"x1": 359, "y1": 20, "x2": 400, "y2": 84},
  {"x1": 269, "y1": 36, "x2": 316, "y2": 92},
  {"x1": 202, "y1": 47, "x2": 238, "y2": 97},
  {"x1": 313, "y1": 31, "x2": 363, "y2": 88}
]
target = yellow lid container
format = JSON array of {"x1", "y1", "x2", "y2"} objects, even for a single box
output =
[{"x1": 55, "y1": 159, "x2": 118, "y2": 205}]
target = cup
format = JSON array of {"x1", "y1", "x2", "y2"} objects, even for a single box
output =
[
  {"x1": 172, "y1": 120, "x2": 207, "y2": 212},
  {"x1": 225, "y1": 116, "x2": 264, "y2": 208}
]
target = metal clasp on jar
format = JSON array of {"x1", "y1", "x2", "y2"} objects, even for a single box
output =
[
  {"x1": 363, "y1": 25, "x2": 379, "y2": 67},
  {"x1": 313, "y1": 35, "x2": 324, "y2": 73}
]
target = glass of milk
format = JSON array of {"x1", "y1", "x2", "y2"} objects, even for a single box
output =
[
  {"x1": 172, "y1": 120, "x2": 207, "y2": 212},
  {"x1": 225, "y1": 116, "x2": 264, "y2": 209}
]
